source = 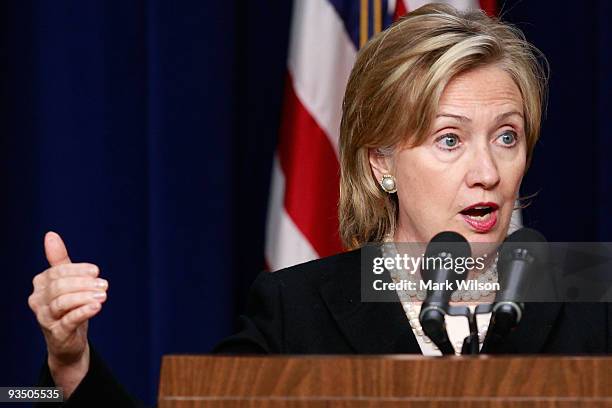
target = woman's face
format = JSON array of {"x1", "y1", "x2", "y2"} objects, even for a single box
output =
[{"x1": 371, "y1": 65, "x2": 526, "y2": 245}]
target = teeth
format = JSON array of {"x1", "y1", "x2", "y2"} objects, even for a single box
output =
[{"x1": 466, "y1": 212, "x2": 491, "y2": 220}]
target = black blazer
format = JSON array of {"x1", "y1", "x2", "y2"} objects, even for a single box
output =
[
  {"x1": 214, "y1": 248, "x2": 611, "y2": 354},
  {"x1": 37, "y1": 248, "x2": 612, "y2": 407}
]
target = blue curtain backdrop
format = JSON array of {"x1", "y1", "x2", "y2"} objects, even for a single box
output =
[{"x1": 0, "y1": 0, "x2": 609, "y2": 405}]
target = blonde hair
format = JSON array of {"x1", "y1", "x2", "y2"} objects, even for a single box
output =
[{"x1": 339, "y1": 3, "x2": 549, "y2": 249}]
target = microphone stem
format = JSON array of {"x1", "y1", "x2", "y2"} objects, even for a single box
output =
[{"x1": 467, "y1": 309, "x2": 479, "y2": 355}]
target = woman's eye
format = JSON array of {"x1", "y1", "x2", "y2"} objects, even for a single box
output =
[
  {"x1": 496, "y1": 130, "x2": 518, "y2": 147},
  {"x1": 435, "y1": 133, "x2": 461, "y2": 150}
]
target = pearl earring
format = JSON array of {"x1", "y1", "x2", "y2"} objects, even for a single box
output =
[{"x1": 380, "y1": 174, "x2": 397, "y2": 193}]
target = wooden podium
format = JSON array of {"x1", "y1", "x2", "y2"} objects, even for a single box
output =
[{"x1": 158, "y1": 355, "x2": 612, "y2": 407}]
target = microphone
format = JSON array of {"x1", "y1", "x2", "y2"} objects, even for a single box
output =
[
  {"x1": 419, "y1": 231, "x2": 471, "y2": 355},
  {"x1": 483, "y1": 228, "x2": 548, "y2": 348}
]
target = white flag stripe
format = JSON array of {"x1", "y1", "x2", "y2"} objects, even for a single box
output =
[
  {"x1": 288, "y1": 0, "x2": 357, "y2": 156},
  {"x1": 265, "y1": 156, "x2": 319, "y2": 271}
]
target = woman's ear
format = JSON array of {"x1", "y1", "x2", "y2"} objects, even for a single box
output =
[{"x1": 368, "y1": 148, "x2": 393, "y2": 183}]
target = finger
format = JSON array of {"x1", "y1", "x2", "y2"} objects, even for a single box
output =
[
  {"x1": 44, "y1": 231, "x2": 72, "y2": 267},
  {"x1": 46, "y1": 263, "x2": 100, "y2": 281},
  {"x1": 49, "y1": 291, "x2": 107, "y2": 319},
  {"x1": 54, "y1": 303, "x2": 102, "y2": 342},
  {"x1": 32, "y1": 273, "x2": 47, "y2": 291},
  {"x1": 46, "y1": 277, "x2": 108, "y2": 302},
  {"x1": 33, "y1": 264, "x2": 99, "y2": 293},
  {"x1": 28, "y1": 292, "x2": 43, "y2": 313}
]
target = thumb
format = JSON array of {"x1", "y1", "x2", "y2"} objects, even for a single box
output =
[{"x1": 44, "y1": 231, "x2": 72, "y2": 266}]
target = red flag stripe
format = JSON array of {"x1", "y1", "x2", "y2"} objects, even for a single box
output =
[
  {"x1": 479, "y1": 0, "x2": 497, "y2": 16},
  {"x1": 278, "y1": 74, "x2": 344, "y2": 258},
  {"x1": 394, "y1": 0, "x2": 408, "y2": 21}
]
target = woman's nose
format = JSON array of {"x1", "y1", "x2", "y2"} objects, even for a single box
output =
[{"x1": 465, "y1": 145, "x2": 500, "y2": 189}]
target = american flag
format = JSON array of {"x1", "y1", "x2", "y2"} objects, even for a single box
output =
[{"x1": 266, "y1": 0, "x2": 499, "y2": 271}]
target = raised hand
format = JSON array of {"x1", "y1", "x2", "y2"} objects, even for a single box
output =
[{"x1": 28, "y1": 232, "x2": 108, "y2": 397}]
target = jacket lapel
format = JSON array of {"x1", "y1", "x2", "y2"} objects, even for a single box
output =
[{"x1": 318, "y1": 249, "x2": 421, "y2": 354}]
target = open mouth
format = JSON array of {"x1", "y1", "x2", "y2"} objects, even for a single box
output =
[
  {"x1": 460, "y1": 206, "x2": 495, "y2": 218},
  {"x1": 460, "y1": 202, "x2": 499, "y2": 232}
]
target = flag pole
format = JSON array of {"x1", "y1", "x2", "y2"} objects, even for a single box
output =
[
  {"x1": 373, "y1": 0, "x2": 382, "y2": 34},
  {"x1": 360, "y1": 0, "x2": 369, "y2": 48}
]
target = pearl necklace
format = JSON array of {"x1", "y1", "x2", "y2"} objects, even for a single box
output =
[{"x1": 381, "y1": 241, "x2": 496, "y2": 354}]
